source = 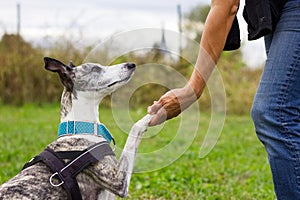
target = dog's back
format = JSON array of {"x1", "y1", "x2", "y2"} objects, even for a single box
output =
[
  {"x1": 0, "y1": 163, "x2": 67, "y2": 199},
  {"x1": 0, "y1": 138, "x2": 109, "y2": 200}
]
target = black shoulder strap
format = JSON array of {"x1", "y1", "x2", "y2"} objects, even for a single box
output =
[
  {"x1": 22, "y1": 148, "x2": 67, "y2": 171},
  {"x1": 59, "y1": 141, "x2": 115, "y2": 179},
  {"x1": 224, "y1": 16, "x2": 240, "y2": 51},
  {"x1": 23, "y1": 148, "x2": 82, "y2": 200},
  {"x1": 22, "y1": 141, "x2": 115, "y2": 200}
]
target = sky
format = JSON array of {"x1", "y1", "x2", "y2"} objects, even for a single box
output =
[{"x1": 0, "y1": 0, "x2": 265, "y2": 68}]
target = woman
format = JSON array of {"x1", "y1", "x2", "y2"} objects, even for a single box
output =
[{"x1": 148, "y1": 0, "x2": 300, "y2": 199}]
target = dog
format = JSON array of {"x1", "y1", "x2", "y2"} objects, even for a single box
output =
[{"x1": 0, "y1": 57, "x2": 152, "y2": 200}]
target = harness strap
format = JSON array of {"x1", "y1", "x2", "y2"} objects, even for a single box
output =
[
  {"x1": 22, "y1": 141, "x2": 115, "y2": 200},
  {"x1": 23, "y1": 148, "x2": 66, "y2": 172},
  {"x1": 23, "y1": 148, "x2": 82, "y2": 200},
  {"x1": 55, "y1": 151, "x2": 84, "y2": 160},
  {"x1": 59, "y1": 142, "x2": 115, "y2": 179}
]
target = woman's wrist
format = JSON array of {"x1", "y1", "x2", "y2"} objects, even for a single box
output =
[{"x1": 186, "y1": 71, "x2": 206, "y2": 99}]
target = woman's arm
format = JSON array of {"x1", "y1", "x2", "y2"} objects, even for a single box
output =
[{"x1": 148, "y1": 0, "x2": 240, "y2": 126}]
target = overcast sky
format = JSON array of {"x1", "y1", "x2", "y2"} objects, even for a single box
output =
[
  {"x1": 0, "y1": 0, "x2": 265, "y2": 68},
  {"x1": 0, "y1": 0, "x2": 209, "y2": 41}
]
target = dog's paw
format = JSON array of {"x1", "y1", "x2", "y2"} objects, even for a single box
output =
[{"x1": 135, "y1": 114, "x2": 153, "y2": 132}]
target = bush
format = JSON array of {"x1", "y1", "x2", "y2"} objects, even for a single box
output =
[
  {"x1": 0, "y1": 34, "x2": 263, "y2": 115},
  {"x1": 0, "y1": 34, "x2": 87, "y2": 105}
]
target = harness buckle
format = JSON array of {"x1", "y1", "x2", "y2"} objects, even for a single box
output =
[{"x1": 49, "y1": 172, "x2": 64, "y2": 187}]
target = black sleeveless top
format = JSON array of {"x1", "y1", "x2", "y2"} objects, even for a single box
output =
[{"x1": 224, "y1": 0, "x2": 287, "y2": 51}]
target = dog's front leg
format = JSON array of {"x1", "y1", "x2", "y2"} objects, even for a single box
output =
[
  {"x1": 97, "y1": 190, "x2": 116, "y2": 200},
  {"x1": 117, "y1": 114, "x2": 152, "y2": 197}
]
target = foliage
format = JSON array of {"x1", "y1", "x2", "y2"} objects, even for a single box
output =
[
  {"x1": 218, "y1": 51, "x2": 262, "y2": 114},
  {"x1": 0, "y1": 32, "x2": 263, "y2": 114},
  {"x1": 186, "y1": 4, "x2": 210, "y2": 23},
  {"x1": 0, "y1": 105, "x2": 275, "y2": 199},
  {"x1": 0, "y1": 34, "x2": 44, "y2": 105},
  {"x1": 0, "y1": 34, "x2": 89, "y2": 105},
  {"x1": 0, "y1": 2, "x2": 264, "y2": 115},
  {"x1": 183, "y1": 5, "x2": 210, "y2": 42}
]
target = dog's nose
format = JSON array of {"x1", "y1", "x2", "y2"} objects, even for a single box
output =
[{"x1": 125, "y1": 63, "x2": 136, "y2": 69}]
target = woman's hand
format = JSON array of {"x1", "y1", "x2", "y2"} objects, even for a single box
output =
[{"x1": 147, "y1": 85, "x2": 198, "y2": 126}]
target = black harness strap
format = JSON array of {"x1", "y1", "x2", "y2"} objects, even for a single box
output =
[
  {"x1": 23, "y1": 148, "x2": 82, "y2": 200},
  {"x1": 22, "y1": 141, "x2": 115, "y2": 200},
  {"x1": 59, "y1": 142, "x2": 115, "y2": 179},
  {"x1": 55, "y1": 151, "x2": 84, "y2": 160}
]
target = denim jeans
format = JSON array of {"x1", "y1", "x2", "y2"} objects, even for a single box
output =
[{"x1": 251, "y1": 0, "x2": 300, "y2": 199}]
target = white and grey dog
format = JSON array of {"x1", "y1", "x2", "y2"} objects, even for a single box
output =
[{"x1": 0, "y1": 57, "x2": 152, "y2": 200}]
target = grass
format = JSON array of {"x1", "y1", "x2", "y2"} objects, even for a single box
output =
[{"x1": 0, "y1": 104, "x2": 275, "y2": 199}]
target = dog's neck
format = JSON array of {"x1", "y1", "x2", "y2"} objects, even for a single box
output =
[
  {"x1": 60, "y1": 89, "x2": 104, "y2": 123},
  {"x1": 58, "y1": 90, "x2": 108, "y2": 143}
]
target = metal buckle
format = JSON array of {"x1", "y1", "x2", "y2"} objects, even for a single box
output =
[{"x1": 49, "y1": 172, "x2": 64, "y2": 187}]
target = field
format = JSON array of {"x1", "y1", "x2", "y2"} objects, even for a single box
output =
[{"x1": 0, "y1": 104, "x2": 275, "y2": 199}]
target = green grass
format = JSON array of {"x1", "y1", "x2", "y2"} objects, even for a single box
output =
[{"x1": 0, "y1": 104, "x2": 275, "y2": 199}]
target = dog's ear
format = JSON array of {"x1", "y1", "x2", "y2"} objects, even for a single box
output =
[
  {"x1": 44, "y1": 57, "x2": 73, "y2": 73},
  {"x1": 44, "y1": 57, "x2": 74, "y2": 92}
]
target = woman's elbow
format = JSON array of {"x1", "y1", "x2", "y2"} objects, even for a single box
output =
[{"x1": 211, "y1": 0, "x2": 240, "y2": 16}]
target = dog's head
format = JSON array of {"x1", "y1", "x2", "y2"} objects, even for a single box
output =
[
  {"x1": 44, "y1": 57, "x2": 136, "y2": 119},
  {"x1": 44, "y1": 57, "x2": 136, "y2": 96}
]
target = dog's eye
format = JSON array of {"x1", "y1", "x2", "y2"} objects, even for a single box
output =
[
  {"x1": 91, "y1": 67, "x2": 102, "y2": 73},
  {"x1": 81, "y1": 65, "x2": 87, "y2": 70}
]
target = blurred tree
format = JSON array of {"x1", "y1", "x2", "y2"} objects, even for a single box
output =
[
  {"x1": 182, "y1": 4, "x2": 245, "y2": 70},
  {"x1": 0, "y1": 34, "x2": 72, "y2": 105},
  {"x1": 183, "y1": 5, "x2": 210, "y2": 42},
  {"x1": 0, "y1": 34, "x2": 43, "y2": 105}
]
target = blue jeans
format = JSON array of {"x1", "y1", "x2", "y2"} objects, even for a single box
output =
[{"x1": 251, "y1": 0, "x2": 300, "y2": 199}]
